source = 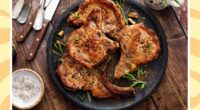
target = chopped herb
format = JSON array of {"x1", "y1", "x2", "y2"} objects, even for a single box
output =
[
  {"x1": 73, "y1": 12, "x2": 81, "y2": 18},
  {"x1": 137, "y1": 68, "x2": 143, "y2": 79},
  {"x1": 147, "y1": 43, "x2": 152, "y2": 54},
  {"x1": 86, "y1": 92, "x2": 92, "y2": 102}
]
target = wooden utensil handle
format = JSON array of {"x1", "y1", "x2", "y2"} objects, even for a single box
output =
[
  {"x1": 26, "y1": 19, "x2": 49, "y2": 61},
  {"x1": 16, "y1": 7, "x2": 39, "y2": 43},
  {"x1": 16, "y1": 21, "x2": 33, "y2": 43}
]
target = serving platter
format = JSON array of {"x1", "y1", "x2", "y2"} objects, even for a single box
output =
[{"x1": 47, "y1": 0, "x2": 168, "y2": 110}]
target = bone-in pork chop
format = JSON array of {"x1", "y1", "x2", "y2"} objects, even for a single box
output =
[
  {"x1": 68, "y1": 0, "x2": 125, "y2": 33},
  {"x1": 67, "y1": 21, "x2": 119, "y2": 68},
  {"x1": 57, "y1": 55, "x2": 112, "y2": 98},
  {"x1": 114, "y1": 24, "x2": 160, "y2": 79}
]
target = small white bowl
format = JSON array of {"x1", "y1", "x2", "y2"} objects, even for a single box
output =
[{"x1": 12, "y1": 69, "x2": 44, "y2": 109}]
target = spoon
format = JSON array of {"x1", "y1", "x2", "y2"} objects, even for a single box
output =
[
  {"x1": 33, "y1": 0, "x2": 45, "y2": 30},
  {"x1": 17, "y1": 0, "x2": 32, "y2": 24}
]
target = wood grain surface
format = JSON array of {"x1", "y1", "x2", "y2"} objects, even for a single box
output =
[{"x1": 12, "y1": 0, "x2": 188, "y2": 110}]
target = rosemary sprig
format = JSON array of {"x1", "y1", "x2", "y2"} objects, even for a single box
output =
[
  {"x1": 130, "y1": 81, "x2": 146, "y2": 89},
  {"x1": 87, "y1": 92, "x2": 92, "y2": 102},
  {"x1": 76, "y1": 91, "x2": 92, "y2": 103},
  {"x1": 115, "y1": 0, "x2": 129, "y2": 24},
  {"x1": 137, "y1": 68, "x2": 143, "y2": 79},
  {"x1": 76, "y1": 93, "x2": 84, "y2": 101},
  {"x1": 52, "y1": 49, "x2": 62, "y2": 57},
  {"x1": 123, "y1": 71, "x2": 146, "y2": 89},
  {"x1": 52, "y1": 40, "x2": 66, "y2": 56},
  {"x1": 123, "y1": 73, "x2": 136, "y2": 80}
]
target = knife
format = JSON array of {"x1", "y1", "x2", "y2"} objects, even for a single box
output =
[
  {"x1": 26, "y1": 0, "x2": 60, "y2": 61},
  {"x1": 16, "y1": 7, "x2": 39, "y2": 43}
]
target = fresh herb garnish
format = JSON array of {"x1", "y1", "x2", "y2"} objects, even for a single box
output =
[
  {"x1": 137, "y1": 68, "x2": 143, "y2": 79},
  {"x1": 130, "y1": 81, "x2": 146, "y2": 89},
  {"x1": 76, "y1": 93, "x2": 84, "y2": 101},
  {"x1": 52, "y1": 40, "x2": 66, "y2": 56},
  {"x1": 87, "y1": 92, "x2": 92, "y2": 102},
  {"x1": 76, "y1": 91, "x2": 92, "y2": 103},
  {"x1": 147, "y1": 43, "x2": 152, "y2": 54},
  {"x1": 123, "y1": 73, "x2": 136, "y2": 81},
  {"x1": 73, "y1": 12, "x2": 81, "y2": 18},
  {"x1": 123, "y1": 72, "x2": 146, "y2": 89},
  {"x1": 114, "y1": 0, "x2": 130, "y2": 25}
]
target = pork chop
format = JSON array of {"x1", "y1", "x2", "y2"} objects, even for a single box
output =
[
  {"x1": 114, "y1": 24, "x2": 160, "y2": 79},
  {"x1": 67, "y1": 21, "x2": 119, "y2": 68},
  {"x1": 57, "y1": 55, "x2": 112, "y2": 98},
  {"x1": 68, "y1": 0, "x2": 125, "y2": 33}
]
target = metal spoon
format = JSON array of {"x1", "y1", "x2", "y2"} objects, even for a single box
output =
[
  {"x1": 33, "y1": 0, "x2": 45, "y2": 30},
  {"x1": 17, "y1": 0, "x2": 32, "y2": 24},
  {"x1": 12, "y1": 0, "x2": 25, "y2": 19}
]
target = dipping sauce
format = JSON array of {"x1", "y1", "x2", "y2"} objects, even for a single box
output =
[{"x1": 12, "y1": 69, "x2": 44, "y2": 109}]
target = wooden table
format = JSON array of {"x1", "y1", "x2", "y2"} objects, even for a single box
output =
[{"x1": 12, "y1": 0, "x2": 188, "y2": 110}]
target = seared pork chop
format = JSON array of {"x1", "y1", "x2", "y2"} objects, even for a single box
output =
[
  {"x1": 68, "y1": 0, "x2": 125, "y2": 33},
  {"x1": 114, "y1": 24, "x2": 160, "y2": 79},
  {"x1": 57, "y1": 55, "x2": 112, "y2": 98},
  {"x1": 67, "y1": 22, "x2": 119, "y2": 68}
]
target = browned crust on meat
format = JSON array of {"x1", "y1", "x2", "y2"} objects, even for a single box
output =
[
  {"x1": 68, "y1": 0, "x2": 125, "y2": 27},
  {"x1": 56, "y1": 55, "x2": 112, "y2": 98},
  {"x1": 114, "y1": 24, "x2": 161, "y2": 79},
  {"x1": 67, "y1": 23, "x2": 119, "y2": 68}
]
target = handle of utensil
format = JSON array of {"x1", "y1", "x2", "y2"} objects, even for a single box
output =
[
  {"x1": 16, "y1": 20, "x2": 33, "y2": 42},
  {"x1": 16, "y1": 8, "x2": 38, "y2": 43},
  {"x1": 12, "y1": 0, "x2": 25, "y2": 19},
  {"x1": 26, "y1": 19, "x2": 49, "y2": 61}
]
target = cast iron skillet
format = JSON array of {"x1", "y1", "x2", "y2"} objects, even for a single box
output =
[{"x1": 47, "y1": 0, "x2": 168, "y2": 110}]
